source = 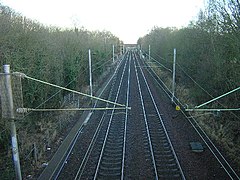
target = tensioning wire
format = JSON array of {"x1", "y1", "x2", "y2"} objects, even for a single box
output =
[
  {"x1": 17, "y1": 107, "x2": 130, "y2": 113},
  {"x1": 143, "y1": 50, "x2": 240, "y2": 118},
  {"x1": 22, "y1": 74, "x2": 128, "y2": 108}
]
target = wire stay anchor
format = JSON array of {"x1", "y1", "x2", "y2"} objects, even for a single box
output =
[
  {"x1": 185, "y1": 86, "x2": 240, "y2": 112},
  {"x1": 13, "y1": 72, "x2": 131, "y2": 112},
  {"x1": 16, "y1": 107, "x2": 131, "y2": 113}
]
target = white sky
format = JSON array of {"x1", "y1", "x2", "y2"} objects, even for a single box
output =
[{"x1": 1, "y1": 0, "x2": 205, "y2": 43}]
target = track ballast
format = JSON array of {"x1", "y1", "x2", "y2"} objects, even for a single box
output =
[{"x1": 39, "y1": 50, "x2": 239, "y2": 180}]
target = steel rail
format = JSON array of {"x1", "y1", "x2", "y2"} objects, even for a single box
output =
[
  {"x1": 133, "y1": 54, "x2": 159, "y2": 179},
  {"x1": 73, "y1": 112, "x2": 107, "y2": 179},
  {"x1": 93, "y1": 51, "x2": 130, "y2": 179},
  {"x1": 51, "y1": 53, "x2": 126, "y2": 179},
  {"x1": 134, "y1": 51, "x2": 186, "y2": 179},
  {"x1": 53, "y1": 126, "x2": 84, "y2": 180},
  {"x1": 121, "y1": 50, "x2": 131, "y2": 180},
  {"x1": 142, "y1": 54, "x2": 240, "y2": 180},
  {"x1": 73, "y1": 53, "x2": 129, "y2": 180}
]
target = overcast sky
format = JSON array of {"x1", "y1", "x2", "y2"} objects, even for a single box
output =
[{"x1": 1, "y1": 0, "x2": 205, "y2": 43}]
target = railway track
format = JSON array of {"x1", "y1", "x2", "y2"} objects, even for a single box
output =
[
  {"x1": 78, "y1": 50, "x2": 130, "y2": 179},
  {"x1": 140, "y1": 51, "x2": 240, "y2": 180},
  {"x1": 54, "y1": 51, "x2": 130, "y2": 179},
  {"x1": 51, "y1": 50, "x2": 185, "y2": 179},
  {"x1": 39, "y1": 49, "x2": 239, "y2": 180},
  {"x1": 131, "y1": 51, "x2": 185, "y2": 179}
]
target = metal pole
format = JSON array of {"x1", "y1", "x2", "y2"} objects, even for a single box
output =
[
  {"x1": 171, "y1": 48, "x2": 176, "y2": 103},
  {"x1": 149, "y1": 44, "x2": 151, "y2": 60},
  {"x1": 104, "y1": 37, "x2": 107, "y2": 54},
  {"x1": 3, "y1": 65, "x2": 22, "y2": 180},
  {"x1": 88, "y1": 49, "x2": 93, "y2": 98},
  {"x1": 112, "y1": 44, "x2": 115, "y2": 62}
]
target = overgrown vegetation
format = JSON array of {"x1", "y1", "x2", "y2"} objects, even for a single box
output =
[
  {"x1": 138, "y1": 0, "x2": 240, "y2": 167},
  {"x1": 0, "y1": 4, "x2": 121, "y2": 179}
]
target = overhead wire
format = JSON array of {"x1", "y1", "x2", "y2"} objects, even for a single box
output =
[
  {"x1": 176, "y1": 63, "x2": 240, "y2": 119},
  {"x1": 19, "y1": 54, "x2": 124, "y2": 161},
  {"x1": 147, "y1": 48, "x2": 237, "y2": 100},
  {"x1": 17, "y1": 54, "x2": 121, "y2": 119},
  {"x1": 142, "y1": 50, "x2": 186, "y2": 106},
  {"x1": 176, "y1": 63, "x2": 214, "y2": 97},
  {"x1": 0, "y1": 129, "x2": 7, "y2": 136},
  {"x1": 14, "y1": 56, "x2": 129, "y2": 113},
  {"x1": 144, "y1": 48, "x2": 226, "y2": 100},
  {"x1": 144, "y1": 49, "x2": 240, "y2": 119},
  {"x1": 21, "y1": 70, "x2": 126, "y2": 108},
  {"x1": 142, "y1": 50, "x2": 172, "y2": 72},
  {"x1": 17, "y1": 107, "x2": 130, "y2": 113}
]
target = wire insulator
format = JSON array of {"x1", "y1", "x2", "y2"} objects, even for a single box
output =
[{"x1": 16, "y1": 108, "x2": 30, "y2": 113}]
